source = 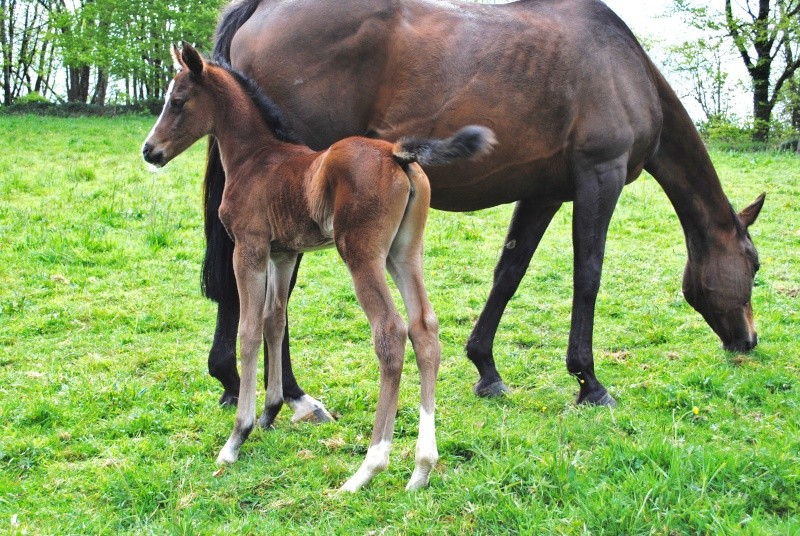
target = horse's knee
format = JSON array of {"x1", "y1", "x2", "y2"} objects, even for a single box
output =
[
  {"x1": 374, "y1": 316, "x2": 407, "y2": 374},
  {"x1": 408, "y1": 312, "x2": 439, "y2": 346}
]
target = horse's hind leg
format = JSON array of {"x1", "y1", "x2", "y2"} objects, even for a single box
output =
[
  {"x1": 339, "y1": 258, "x2": 408, "y2": 492},
  {"x1": 386, "y1": 172, "x2": 441, "y2": 491},
  {"x1": 568, "y1": 155, "x2": 626, "y2": 407},
  {"x1": 466, "y1": 198, "x2": 562, "y2": 397}
]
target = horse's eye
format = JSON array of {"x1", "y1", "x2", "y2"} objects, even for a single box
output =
[{"x1": 170, "y1": 99, "x2": 185, "y2": 110}]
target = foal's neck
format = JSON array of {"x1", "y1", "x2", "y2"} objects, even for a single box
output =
[{"x1": 209, "y1": 69, "x2": 291, "y2": 174}]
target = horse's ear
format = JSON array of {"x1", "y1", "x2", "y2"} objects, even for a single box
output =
[
  {"x1": 738, "y1": 192, "x2": 766, "y2": 229},
  {"x1": 171, "y1": 44, "x2": 184, "y2": 70},
  {"x1": 181, "y1": 42, "x2": 204, "y2": 77}
]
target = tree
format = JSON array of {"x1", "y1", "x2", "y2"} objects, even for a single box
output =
[
  {"x1": 665, "y1": 36, "x2": 736, "y2": 123},
  {"x1": 675, "y1": 0, "x2": 800, "y2": 141},
  {"x1": 1, "y1": 0, "x2": 53, "y2": 105}
]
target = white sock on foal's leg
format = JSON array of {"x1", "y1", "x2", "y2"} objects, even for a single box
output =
[
  {"x1": 406, "y1": 405, "x2": 438, "y2": 490},
  {"x1": 340, "y1": 440, "x2": 391, "y2": 492}
]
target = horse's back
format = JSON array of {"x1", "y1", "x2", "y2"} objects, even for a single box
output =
[{"x1": 230, "y1": 0, "x2": 664, "y2": 209}]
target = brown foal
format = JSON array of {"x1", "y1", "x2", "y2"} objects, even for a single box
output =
[{"x1": 142, "y1": 43, "x2": 494, "y2": 491}]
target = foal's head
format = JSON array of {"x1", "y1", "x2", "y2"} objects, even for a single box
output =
[
  {"x1": 142, "y1": 43, "x2": 215, "y2": 167},
  {"x1": 682, "y1": 194, "x2": 765, "y2": 353}
]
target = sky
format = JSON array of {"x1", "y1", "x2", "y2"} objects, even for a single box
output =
[{"x1": 603, "y1": 0, "x2": 752, "y2": 121}]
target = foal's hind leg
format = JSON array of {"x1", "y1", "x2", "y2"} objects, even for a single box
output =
[
  {"x1": 339, "y1": 259, "x2": 408, "y2": 492},
  {"x1": 466, "y1": 198, "x2": 562, "y2": 397},
  {"x1": 386, "y1": 166, "x2": 440, "y2": 490},
  {"x1": 387, "y1": 249, "x2": 440, "y2": 490}
]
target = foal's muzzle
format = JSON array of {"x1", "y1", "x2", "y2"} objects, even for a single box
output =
[{"x1": 142, "y1": 142, "x2": 165, "y2": 167}]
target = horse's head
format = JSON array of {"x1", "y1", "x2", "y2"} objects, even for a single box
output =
[
  {"x1": 682, "y1": 193, "x2": 765, "y2": 353},
  {"x1": 142, "y1": 43, "x2": 212, "y2": 167}
]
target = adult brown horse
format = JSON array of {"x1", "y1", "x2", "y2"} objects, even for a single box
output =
[{"x1": 202, "y1": 0, "x2": 765, "y2": 413}]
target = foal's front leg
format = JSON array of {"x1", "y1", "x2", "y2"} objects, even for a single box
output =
[
  {"x1": 258, "y1": 253, "x2": 299, "y2": 429},
  {"x1": 217, "y1": 244, "x2": 268, "y2": 465}
]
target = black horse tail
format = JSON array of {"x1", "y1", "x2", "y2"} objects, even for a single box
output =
[
  {"x1": 213, "y1": 0, "x2": 262, "y2": 61},
  {"x1": 392, "y1": 125, "x2": 497, "y2": 167},
  {"x1": 201, "y1": 0, "x2": 261, "y2": 304}
]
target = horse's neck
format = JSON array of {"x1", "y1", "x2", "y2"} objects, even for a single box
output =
[
  {"x1": 646, "y1": 74, "x2": 735, "y2": 253},
  {"x1": 211, "y1": 76, "x2": 279, "y2": 173}
]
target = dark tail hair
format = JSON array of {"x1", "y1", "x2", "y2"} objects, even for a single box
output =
[
  {"x1": 392, "y1": 125, "x2": 497, "y2": 166},
  {"x1": 202, "y1": 0, "x2": 262, "y2": 304}
]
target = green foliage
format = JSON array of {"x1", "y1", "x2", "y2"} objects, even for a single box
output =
[
  {"x1": 1, "y1": 116, "x2": 799, "y2": 533},
  {"x1": 15, "y1": 92, "x2": 50, "y2": 105}
]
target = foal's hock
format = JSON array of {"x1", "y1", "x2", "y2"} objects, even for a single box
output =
[{"x1": 143, "y1": 43, "x2": 495, "y2": 491}]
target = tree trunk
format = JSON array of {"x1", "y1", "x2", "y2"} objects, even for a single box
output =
[
  {"x1": 92, "y1": 66, "x2": 107, "y2": 106},
  {"x1": 752, "y1": 65, "x2": 772, "y2": 143},
  {"x1": 1, "y1": 0, "x2": 13, "y2": 105}
]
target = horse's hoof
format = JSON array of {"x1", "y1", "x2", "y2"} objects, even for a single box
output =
[
  {"x1": 288, "y1": 395, "x2": 335, "y2": 423},
  {"x1": 218, "y1": 391, "x2": 238, "y2": 407},
  {"x1": 257, "y1": 408, "x2": 280, "y2": 430},
  {"x1": 295, "y1": 407, "x2": 335, "y2": 424},
  {"x1": 578, "y1": 390, "x2": 618, "y2": 407},
  {"x1": 472, "y1": 379, "x2": 510, "y2": 398}
]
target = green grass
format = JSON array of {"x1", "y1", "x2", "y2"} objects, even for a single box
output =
[{"x1": 1, "y1": 115, "x2": 798, "y2": 534}]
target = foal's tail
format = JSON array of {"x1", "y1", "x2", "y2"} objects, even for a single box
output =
[
  {"x1": 392, "y1": 125, "x2": 497, "y2": 167},
  {"x1": 200, "y1": 0, "x2": 263, "y2": 304}
]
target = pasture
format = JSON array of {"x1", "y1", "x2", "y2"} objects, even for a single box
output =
[{"x1": 1, "y1": 114, "x2": 798, "y2": 534}]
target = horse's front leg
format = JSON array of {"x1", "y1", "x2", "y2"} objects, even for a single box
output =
[
  {"x1": 217, "y1": 243, "x2": 268, "y2": 465},
  {"x1": 264, "y1": 254, "x2": 334, "y2": 424},
  {"x1": 258, "y1": 253, "x2": 300, "y2": 429},
  {"x1": 340, "y1": 259, "x2": 407, "y2": 492},
  {"x1": 208, "y1": 298, "x2": 240, "y2": 406},
  {"x1": 466, "y1": 198, "x2": 562, "y2": 397},
  {"x1": 567, "y1": 155, "x2": 626, "y2": 407}
]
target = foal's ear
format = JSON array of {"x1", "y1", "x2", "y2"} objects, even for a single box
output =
[
  {"x1": 738, "y1": 192, "x2": 766, "y2": 229},
  {"x1": 181, "y1": 42, "x2": 204, "y2": 77},
  {"x1": 171, "y1": 44, "x2": 184, "y2": 70}
]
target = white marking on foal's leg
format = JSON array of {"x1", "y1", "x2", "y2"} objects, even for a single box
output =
[
  {"x1": 287, "y1": 394, "x2": 334, "y2": 423},
  {"x1": 340, "y1": 440, "x2": 391, "y2": 493},
  {"x1": 406, "y1": 406, "x2": 438, "y2": 491}
]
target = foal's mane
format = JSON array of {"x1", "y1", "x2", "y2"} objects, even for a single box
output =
[{"x1": 214, "y1": 59, "x2": 303, "y2": 145}]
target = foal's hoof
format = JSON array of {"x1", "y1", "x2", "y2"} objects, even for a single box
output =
[
  {"x1": 295, "y1": 407, "x2": 335, "y2": 424},
  {"x1": 577, "y1": 390, "x2": 618, "y2": 408},
  {"x1": 287, "y1": 395, "x2": 335, "y2": 424},
  {"x1": 218, "y1": 391, "x2": 238, "y2": 407},
  {"x1": 472, "y1": 378, "x2": 510, "y2": 398},
  {"x1": 257, "y1": 409, "x2": 280, "y2": 430}
]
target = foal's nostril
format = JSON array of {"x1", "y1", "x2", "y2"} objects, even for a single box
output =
[{"x1": 142, "y1": 143, "x2": 153, "y2": 159}]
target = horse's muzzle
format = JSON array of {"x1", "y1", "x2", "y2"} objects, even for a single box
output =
[
  {"x1": 723, "y1": 332, "x2": 758, "y2": 353},
  {"x1": 142, "y1": 142, "x2": 164, "y2": 167}
]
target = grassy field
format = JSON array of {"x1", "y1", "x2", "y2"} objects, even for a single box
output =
[{"x1": 1, "y1": 114, "x2": 798, "y2": 534}]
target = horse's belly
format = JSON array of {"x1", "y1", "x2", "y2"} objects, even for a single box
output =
[{"x1": 427, "y1": 157, "x2": 573, "y2": 211}]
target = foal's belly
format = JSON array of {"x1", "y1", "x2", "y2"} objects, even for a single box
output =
[{"x1": 270, "y1": 236, "x2": 335, "y2": 254}]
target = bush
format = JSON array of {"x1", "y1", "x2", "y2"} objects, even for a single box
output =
[{"x1": 15, "y1": 92, "x2": 50, "y2": 105}]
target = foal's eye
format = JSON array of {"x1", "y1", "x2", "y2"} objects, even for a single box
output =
[{"x1": 170, "y1": 99, "x2": 185, "y2": 110}]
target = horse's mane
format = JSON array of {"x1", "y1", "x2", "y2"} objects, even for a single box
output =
[{"x1": 217, "y1": 60, "x2": 304, "y2": 145}]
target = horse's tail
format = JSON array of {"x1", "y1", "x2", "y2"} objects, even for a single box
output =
[
  {"x1": 392, "y1": 125, "x2": 497, "y2": 167},
  {"x1": 201, "y1": 0, "x2": 261, "y2": 304},
  {"x1": 213, "y1": 0, "x2": 262, "y2": 61}
]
